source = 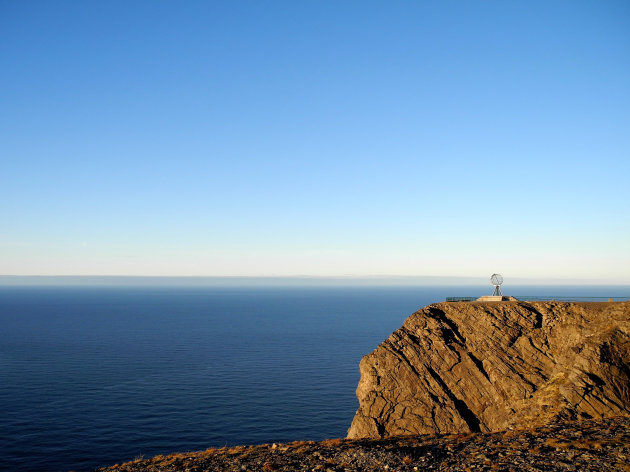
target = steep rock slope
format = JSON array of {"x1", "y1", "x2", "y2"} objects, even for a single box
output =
[{"x1": 347, "y1": 301, "x2": 630, "y2": 438}]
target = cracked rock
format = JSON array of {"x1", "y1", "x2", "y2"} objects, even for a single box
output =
[{"x1": 348, "y1": 301, "x2": 630, "y2": 438}]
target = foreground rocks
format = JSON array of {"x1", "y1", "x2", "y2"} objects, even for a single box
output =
[
  {"x1": 96, "y1": 416, "x2": 630, "y2": 471},
  {"x1": 348, "y1": 301, "x2": 630, "y2": 439}
]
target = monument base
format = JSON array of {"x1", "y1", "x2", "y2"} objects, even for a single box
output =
[{"x1": 476, "y1": 295, "x2": 518, "y2": 302}]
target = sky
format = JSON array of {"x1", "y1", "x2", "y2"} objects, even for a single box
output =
[{"x1": 1, "y1": 1, "x2": 629, "y2": 282}]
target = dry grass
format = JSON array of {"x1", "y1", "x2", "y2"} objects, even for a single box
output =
[
  {"x1": 321, "y1": 438, "x2": 344, "y2": 446},
  {"x1": 543, "y1": 438, "x2": 573, "y2": 450},
  {"x1": 543, "y1": 437, "x2": 612, "y2": 451}
]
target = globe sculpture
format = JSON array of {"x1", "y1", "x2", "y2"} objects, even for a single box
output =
[{"x1": 490, "y1": 273, "x2": 503, "y2": 296}]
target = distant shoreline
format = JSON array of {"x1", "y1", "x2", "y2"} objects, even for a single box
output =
[{"x1": 1, "y1": 275, "x2": 628, "y2": 287}]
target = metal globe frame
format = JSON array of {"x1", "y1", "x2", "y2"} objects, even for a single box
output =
[{"x1": 490, "y1": 273, "x2": 503, "y2": 296}]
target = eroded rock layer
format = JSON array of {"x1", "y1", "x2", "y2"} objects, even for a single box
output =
[{"x1": 347, "y1": 301, "x2": 630, "y2": 439}]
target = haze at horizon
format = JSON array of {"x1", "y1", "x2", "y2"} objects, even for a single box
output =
[{"x1": 2, "y1": 1, "x2": 629, "y2": 282}]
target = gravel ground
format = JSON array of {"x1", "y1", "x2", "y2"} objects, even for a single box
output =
[{"x1": 95, "y1": 416, "x2": 630, "y2": 472}]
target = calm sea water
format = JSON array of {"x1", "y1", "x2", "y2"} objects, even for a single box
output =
[{"x1": 1, "y1": 284, "x2": 628, "y2": 472}]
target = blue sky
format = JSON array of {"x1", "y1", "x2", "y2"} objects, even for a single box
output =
[{"x1": 1, "y1": 1, "x2": 629, "y2": 281}]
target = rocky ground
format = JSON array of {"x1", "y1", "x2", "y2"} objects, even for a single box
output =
[{"x1": 96, "y1": 416, "x2": 630, "y2": 472}]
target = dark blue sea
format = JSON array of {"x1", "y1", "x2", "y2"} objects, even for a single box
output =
[{"x1": 1, "y1": 284, "x2": 628, "y2": 472}]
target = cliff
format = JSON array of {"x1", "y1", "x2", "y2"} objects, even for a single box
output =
[{"x1": 348, "y1": 301, "x2": 630, "y2": 439}]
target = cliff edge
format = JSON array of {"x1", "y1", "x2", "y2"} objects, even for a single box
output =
[{"x1": 347, "y1": 301, "x2": 630, "y2": 439}]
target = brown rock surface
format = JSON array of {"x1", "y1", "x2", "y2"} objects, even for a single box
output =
[{"x1": 347, "y1": 301, "x2": 630, "y2": 439}]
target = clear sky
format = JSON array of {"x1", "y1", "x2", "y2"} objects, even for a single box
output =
[{"x1": 1, "y1": 1, "x2": 629, "y2": 281}]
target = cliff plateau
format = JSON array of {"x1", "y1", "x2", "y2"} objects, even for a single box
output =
[{"x1": 347, "y1": 301, "x2": 630, "y2": 439}]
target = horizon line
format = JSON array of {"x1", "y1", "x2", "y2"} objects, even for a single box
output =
[{"x1": 1, "y1": 274, "x2": 629, "y2": 286}]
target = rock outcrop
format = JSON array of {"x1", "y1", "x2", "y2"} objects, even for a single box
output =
[{"x1": 347, "y1": 301, "x2": 630, "y2": 439}]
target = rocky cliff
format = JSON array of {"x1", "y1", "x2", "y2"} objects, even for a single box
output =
[{"x1": 347, "y1": 301, "x2": 630, "y2": 439}]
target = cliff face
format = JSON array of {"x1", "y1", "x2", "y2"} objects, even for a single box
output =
[{"x1": 347, "y1": 301, "x2": 630, "y2": 439}]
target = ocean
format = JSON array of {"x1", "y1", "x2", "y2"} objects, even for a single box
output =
[{"x1": 1, "y1": 284, "x2": 628, "y2": 472}]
